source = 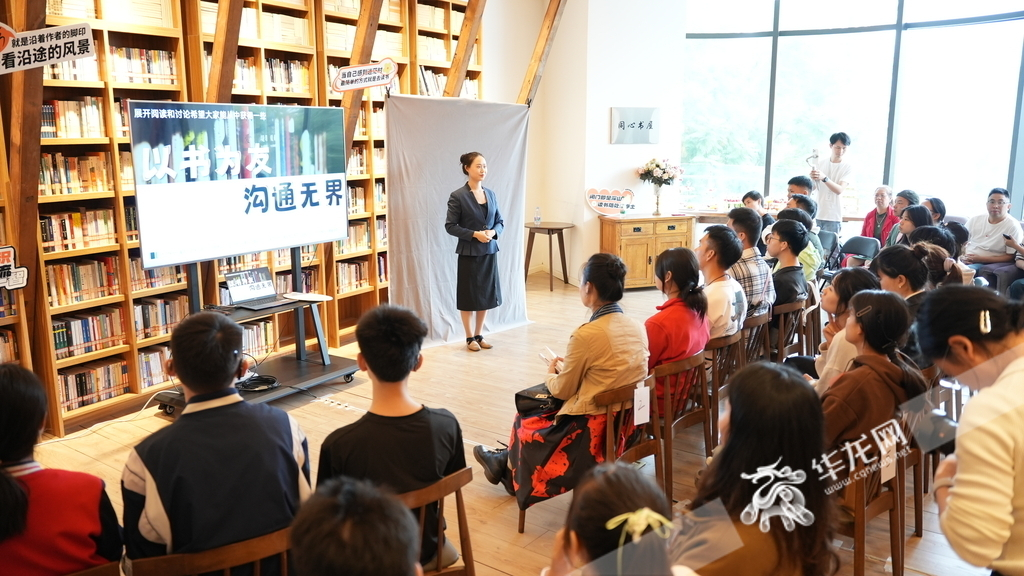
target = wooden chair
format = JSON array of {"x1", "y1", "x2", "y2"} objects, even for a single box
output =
[
  {"x1": 396, "y1": 467, "x2": 476, "y2": 576},
  {"x1": 899, "y1": 411, "x2": 925, "y2": 539},
  {"x1": 594, "y1": 375, "x2": 664, "y2": 489},
  {"x1": 705, "y1": 331, "x2": 744, "y2": 446},
  {"x1": 741, "y1": 310, "x2": 771, "y2": 366},
  {"x1": 653, "y1": 353, "x2": 708, "y2": 505},
  {"x1": 837, "y1": 452, "x2": 906, "y2": 576},
  {"x1": 801, "y1": 283, "x2": 823, "y2": 355},
  {"x1": 129, "y1": 527, "x2": 290, "y2": 576},
  {"x1": 772, "y1": 300, "x2": 805, "y2": 363},
  {"x1": 67, "y1": 563, "x2": 120, "y2": 576}
]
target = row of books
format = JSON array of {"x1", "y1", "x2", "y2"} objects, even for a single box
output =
[
  {"x1": 371, "y1": 106, "x2": 386, "y2": 136},
  {"x1": 378, "y1": 253, "x2": 389, "y2": 283},
  {"x1": 354, "y1": 108, "x2": 367, "y2": 137},
  {"x1": 0, "y1": 329, "x2": 15, "y2": 363},
  {"x1": 325, "y1": 22, "x2": 356, "y2": 53},
  {"x1": 46, "y1": 0, "x2": 96, "y2": 18},
  {"x1": 336, "y1": 222, "x2": 371, "y2": 254},
  {"x1": 201, "y1": 3, "x2": 259, "y2": 38},
  {"x1": 39, "y1": 152, "x2": 114, "y2": 196},
  {"x1": 58, "y1": 359, "x2": 129, "y2": 413},
  {"x1": 373, "y1": 30, "x2": 405, "y2": 62},
  {"x1": 376, "y1": 218, "x2": 388, "y2": 247},
  {"x1": 417, "y1": 4, "x2": 447, "y2": 29},
  {"x1": 45, "y1": 54, "x2": 100, "y2": 82},
  {"x1": 218, "y1": 254, "x2": 267, "y2": 275},
  {"x1": 324, "y1": 0, "x2": 402, "y2": 20},
  {"x1": 40, "y1": 97, "x2": 105, "y2": 139},
  {"x1": 138, "y1": 345, "x2": 170, "y2": 388},
  {"x1": 134, "y1": 294, "x2": 188, "y2": 340},
  {"x1": 45, "y1": 257, "x2": 121, "y2": 308},
  {"x1": 0, "y1": 289, "x2": 17, "y2": 319},
  {"x1": 273, "y1": 245, "x2": 318, "y2": 267},
  {"x1": 107, "y1": 46, "x2": 178, "y2": 85},
  {"x1": 337, "y1": 261, "x2": 371, "y2": 294},
  {"x1": 202, "y1": 52, "x2": 259, "y2": 92},
  {"x1": 374, "y1": 181, "x2": 388, "y2": 210},
  {"x1": 121, "y1": 153, "x2": 136, "y2": 191},
  {"x1": 129, "y1": 258, "x2": 186, "y2": 291},
  {"x1": 348, "y1": 146, "x2": 367, "y2": 175},
  {"x1": 52, "y1": 307, "x2": 126, "y2": 360},
  {"x1": 264, "y1": 58, "x2": 311, "y2": 94},
  {"x1": 372, "y1": 146, "x2": 386, "y2": 172},
  {"x1": 276, "y1": 269, "x2": 319, "y2": 294},
  {"x1": 40, "y1": 209, "x2": 117, "y2": 254},
  {"x1": 348, "y1": 185, "x2": 367, "y2": 214},
  {"x1": 125, "y1": 204, "x2": 140, "y2": 242},
  {"x1": 241, "y1": 319, "x2": 275, "y2": 358},
  {"x1": 417, "y1": 35, "x2": 448, "y2": 62},
  {"x1": 418, "y1": 67, "x2": 480, "y2": 98},
  {"x1": 262, "y1": 12, "x2": 311, "y2": 46},
  {"x1": 104, "y1": 0, "x2": 175, "y2": 29}
]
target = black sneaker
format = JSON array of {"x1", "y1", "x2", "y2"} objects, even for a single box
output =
[{"x1": 473, "y1": 445, "x2": 508, "y2": 485}]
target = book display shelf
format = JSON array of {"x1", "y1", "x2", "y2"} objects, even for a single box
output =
[
  {"x1": 0, "y1": 105, "x2": 33, "y2": 376},
  {"x1": 27, "y1": 0, "x2": 483, "y2": 434}
]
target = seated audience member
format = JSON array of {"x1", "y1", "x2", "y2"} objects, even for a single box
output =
[
  {"x1": 821, "y1": 291, "x2": 927, "y2": 518},
  {"x1": 944, "y1": 221, "x2": 977, "y2": 284},
  {"x1": 885, "y1": 190, "x2": 921, "y2": 247},
  {"x1": 122, "y1": 312, "x2": 310, "y2": 564},
  {"x1": 962, "y1": 188, "x2": 1023, "y2": 268},
  {"x1": 787, "y1": 175, "x2": 814, "y2": 199},
  {"x1": 291, "y1": 477, "x2": 421, "y2": 576},
  {"x1": 766, "y1": 219, "x2": 810, "y2": 308},
  {"x1": 742, "y1": 191, "x2": 775, "y2": 255},
  {"x1": 861, "y1": 186, "x2": 900, "y2": 244},
  {"x1": 475, "y1": 254, "x2": 648, "y2": 511},
  {"x1": 916, "y1": 286, "x2": 1024, "y2": 575},
  {"x1": 786, "y1": 194, "x2": 818, "y2": 222},
  {"x1": 545, "y1": 463, "x2": 678, "y2": 576},
  {"x1": 923, "y1": 196, "x2": 947, "y2": 225},
  {"x1": 0, "y1": 364, "x2": 122, "y2": 574},
  {"x1": 896, "y1": 205, "x2": 934, "y2": 246},
  {"x1": 775, "y1": 209, "x2": 822, "y2": 282},
  {"x1": 809, "y1": 268, "x2": 880, "y2": 394},
  {"x1": 910, "y1": 225, "x2": 975, "y2": 285},
  {"x1": 676, "y1": 363, "x2": 837, "y2": 576},
  {"x1": 727, "y1": 207, "x2": 776, "y2": 318},
  {"x1": 696, "y1": 226, "x2": 748, "y2": 338},
  {"x1": 319, "y1": 304, "x2": 465, "y2": 570}
]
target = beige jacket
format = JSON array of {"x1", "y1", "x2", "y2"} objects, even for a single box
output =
[{"x1": 545, "y1": 312, "x2": 649, "y2": 416}]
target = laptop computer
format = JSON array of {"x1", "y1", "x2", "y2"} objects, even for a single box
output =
[{"x1": 224, "y1": 267, "x2": 289, "y2": 310}]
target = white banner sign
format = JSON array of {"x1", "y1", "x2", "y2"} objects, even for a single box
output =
[
  {"x1": 0, "y1": 22, "x2": 95, "y2": 76},
  {"x1": 331, "y1": 57, "x2": 398, "y2": 92}
]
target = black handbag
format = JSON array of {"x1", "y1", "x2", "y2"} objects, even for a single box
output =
[{"x1": 514, "y1": 383, "x2": 563, "y2": 417}]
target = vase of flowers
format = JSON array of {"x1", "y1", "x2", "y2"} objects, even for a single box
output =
[{"x1": 637, "y1": 158, "x2": 682, "y2": 216}]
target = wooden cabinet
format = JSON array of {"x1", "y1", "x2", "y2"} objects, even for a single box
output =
[{"x1": 599, "y1": 215, "x2": 695, "y2": 288}]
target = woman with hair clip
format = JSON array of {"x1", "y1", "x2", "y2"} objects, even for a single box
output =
[
  {"x1": 896, "y1": 205, "x2": 934, "y2": 246},
  {"x1": 0, "y1": 364, "x2": 122, "y2": 574},
  {"x1": 544, "y1": 462, "x2": 686, "y2": 576},
  {"x1": 674, "y1": 362, "x2": 838, "y2": 576},
  {"x1": 647, "y1": 248, "x2": 710, "y2": 412},
  {"x1": 809, "y1": 267, "x2": 881, "y2": 394},
  {"x1": 475, "y1": 254, "x2": 648, "y2": 508},
  {"x1": 917, "y1": 285, "x2": 1024, "y2": 576}
]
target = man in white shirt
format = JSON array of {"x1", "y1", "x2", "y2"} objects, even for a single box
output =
[
  {"x1": 810, "y1": 132, "x2": 854, "y2": 234},
  {"x1": 695, "y1": 225, "x2": 747, "y2": 338},
  {"x1": 963, "y1": 188, "x2": 1023, "y2": 268}
]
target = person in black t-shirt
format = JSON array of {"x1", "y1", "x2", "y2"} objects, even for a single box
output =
[
  {"x1": 317, "y1": 304, "x2": 466, "y2": 571},
  {"x1": 767, "y1": 219, "x2": 810, "y2": 307}
]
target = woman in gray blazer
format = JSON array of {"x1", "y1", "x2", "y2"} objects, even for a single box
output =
[{"x1": 445, "y1": 152, "x2": 504, "y2": 351}]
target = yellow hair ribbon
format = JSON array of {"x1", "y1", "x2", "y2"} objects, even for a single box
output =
[{"x1": 604, "y1": 507, "x2": 673, "y2": 575}]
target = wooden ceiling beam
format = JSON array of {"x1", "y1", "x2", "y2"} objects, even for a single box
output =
[
  {"x1": 517, "y1": 0, "x2": 568, "y2": 106},
  {"x1": 443, "y1": 0, "x2": 486, "y2": 98}
]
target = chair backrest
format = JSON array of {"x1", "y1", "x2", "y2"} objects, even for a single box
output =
[
  {"x1": 840, "y1": 236, "x2": 881, "y2": 260},
  {"x1": 772, "y1": 299, "x2": 805, "y2": 362},
  {"x1": 706, "y1": 330, "x2": 744, "y2": 384},
  {"x1": 67, "y1": 563, "x2": 120, "y2": 576},
  {"x1": 741, "y1": 310, "x2": 771, "y2": 365},
  {"x1": 819, "y1": 230, "x2": 840, "y2": 268},
  {"x1": 129, "y1": 527, "x2": 291, "y2": 576},
  {"x1": 396, "y1": 467, "x2": 476, "y2": 576},
  {"x1": 594, "y1": 375, "x2": 655, "y2": 461},
  {"x1": 801, "y1": 283, "x2": 823, "y2": 355},
  {"x1": 653, "y1": 353, "x2": 707, "y2": 421}
]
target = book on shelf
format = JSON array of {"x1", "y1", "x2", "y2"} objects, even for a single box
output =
[
  {"x1": 372, "y1": 30, "x2": 404, "y2": 61},
  {"x1": 323, "y1": 0, "x2": 400, "y2": 19},
  {"x1": 337, "y1": 261, "x2": 370, "y2": 293},
  {"x1": 417, "y1": 66, "x2": 479, "y2": 99},
  {"x1": 108, "y1": 46, "x2": 178, "y2": 85},
  {"x1": 416, "y1": 4, "x2": 446, "y2": 29},
  {"x1": 51, "y1": 307, "x2": 126, "y2": 360},
  {"x1": 371, "y1": 105, "x2": 385, "y2": 135},
  {"x1": 45, "y1": 53, "x2": 100, "y2": 82},
  {"x1": 0, "y1": 289, "x2": 17, "y2": 319},
  {"x1": 276, "y1": 268, "x2": 319, "y2": 294},
  {"x1": 218, "y1": 254, "x2": 266, "y2": 275},
  {"x1": 374, "y1": 181, "x2": 387, "y2": 210},
  {"x1": 452, "y1": 8, "x2": 465, "y2": 32},
  {"x1": 417, "y1": 35, "x2": 447, "y2": 62},
  {"x1": 41, "y1": 97, "x2": 105, "y2": 139},
  {"x1": 273, "y1": 245, "x2": 317, "y2": 267},
  {"x1": 347, "y1": 146, "x2": 367, "y2": 175},
  {"x1": 120, "y1": 151, "x2": 136, "y2": 191},
  {"x1": 39, "y1": 209, "x2": 117, "y2": 254},
  {"x1": 129, "y1": 258, "x2": 185, "y2": 291},
  {"x1": 261, "y1": 12, "x2": 311, "y2": 46},
  {"x1": 46, "y1": 0, "x2": 96, "y2": 18},
  {"x1": 102, "y1": 0, "x2": 174, "y2": 28},
  {"x1": 335, "y1": 222, "x2": 370, "y2": 254},
  {"x1": 347, "y1": 185, "x2": 366, "y2": 214},
  {"x1": 200, "y1": 2, "x2": 259, "y2": 38},
  {"x1": 138, "y1": 345, "x2": 171, "y2": 388},
  {"x1": 58, "y1": 358, "x2": 130, "y2": 412},
  {"x1": 39, "y1": 152, "x2": 114, "y2": 196},
  {"x1": 264, "y1": 58, "x2": 310, "y2": 94},
  {"x1": 0, "y1": 328, "x2": 16, "y2": 364},
  {"x1": 241, "y1": 319, "x2": 275, "y2": 357},
  {"x1": 325, "y1": 22, "x2": 356, "y2": 53},
  {"x1": 134, "y1": 294, "x2": 188, "y2": 340},
  {"x1": 356, "y1": 108, "x2": 367, "y2": 137},
  {"x1": 323, "y1": 0, "x2": 359, "y2": 13},
  {"x1": 368, "y1": 76, "x2": 400, "y2": 100},
  {"x1": 44, "y1": 256, "x2": 122, "y2": 307},
  {"x1": 376, "y1": 218, "x2": 388, "y2": 247},
  {"x1": 372, "y1": 146, "x2": 386, "y2": 173},
  {"x1": 202, "y1": 51, "x2": 259, "y2": 92},
  {"x1": 125, "y1": 204, "x2": 139, "y2": 242},
  {"x1": 378, "y1": 253, "x2": 389, "y2": 283}
]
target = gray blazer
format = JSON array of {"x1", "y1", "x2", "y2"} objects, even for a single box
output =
[{"x1": 445, "y1": 184, "x2": 504, "y2": 256}]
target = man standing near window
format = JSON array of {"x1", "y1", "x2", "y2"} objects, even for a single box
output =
[{"x1": 810, "y1": 132, "x2": 854, "y2": 234}]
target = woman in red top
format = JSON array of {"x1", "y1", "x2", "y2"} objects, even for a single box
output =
[
  {"x1": 646, "y1": 248, "x2": 710, "y2": 412},
  {"x1": 0, "y1": 364, "x2": 122, "y2": 575},
  {"x1": 860, "y1": 186, "x2": 900, "y2": 243}
]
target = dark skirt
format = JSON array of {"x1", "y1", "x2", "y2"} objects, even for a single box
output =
[{"x1": 457, "y1": 253, "x2": 501, "y2": 311}]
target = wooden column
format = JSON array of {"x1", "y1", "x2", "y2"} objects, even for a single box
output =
[
  {"x1": 443, "y1": 0, "x2": 486, "y2": 98},
  {"x1": 342, "y1": 0, "x2": 384, "y2": 149},
  {"x1": 517, "y1": 0, "x2": 568, "y2": 106},
  {"x1": 205, "y1": 0, "x2": 245, "y2": 103}
]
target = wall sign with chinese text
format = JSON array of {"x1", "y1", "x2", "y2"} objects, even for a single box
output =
[
  {"x1": 331, "y1": 58, "x2": 398, "y2": 93},
  {"x1": 0, "y1": 22, "x2": 95, "y2": 76},
  {"x1": 127, "y1": 101, "x2": 348, "y2": 268},
  {"x1": 611, "y1": 107, "x2": 660, "y2": 144},
  {"x1": 0, "y1": 246, "x2": 29, "y2": 290},
  {"x1": 585, "y1": 188, "x2": 635, "y2": 216}
]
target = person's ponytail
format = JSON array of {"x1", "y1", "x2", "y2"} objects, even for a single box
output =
[
  {"x1": 683, "y1": 283, "x2": 708, "y2": 321},
  {"x1": 0, "y1": 469, "x2": 28, "y2": 541}
]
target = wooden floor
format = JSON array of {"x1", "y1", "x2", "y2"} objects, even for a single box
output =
[{"x1": 36, "y1": 274, "x2": 987, "y2": 576}]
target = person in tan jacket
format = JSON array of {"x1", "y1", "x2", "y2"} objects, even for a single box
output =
[{"x1": 474, "y1": 253, "x2": 649, "y2": 509}]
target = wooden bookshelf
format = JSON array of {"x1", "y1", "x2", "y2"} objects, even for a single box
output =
[{"x1": 0, "y1": 98, "x2": 33, "y2": 375}]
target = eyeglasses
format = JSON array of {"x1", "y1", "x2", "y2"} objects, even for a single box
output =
[{"x1": 988, "y1": 200, "x2": 1009, "y2": 206}]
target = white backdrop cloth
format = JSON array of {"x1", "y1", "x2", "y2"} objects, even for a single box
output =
[{"x1": 386, "y1": 95, "x2": 529, "y2": 345}]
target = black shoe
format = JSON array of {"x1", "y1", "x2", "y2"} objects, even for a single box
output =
[
  {"x1": 473, "y1": 445, "x2": 508, "y2": 485},
  {"x1": 500, "y1": 471, "x2": 516, "y2": 496}
]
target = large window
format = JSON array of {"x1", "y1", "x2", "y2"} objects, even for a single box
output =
[{"x1": 682, "y1": 2, "x2": 1024, "y2": 220}]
